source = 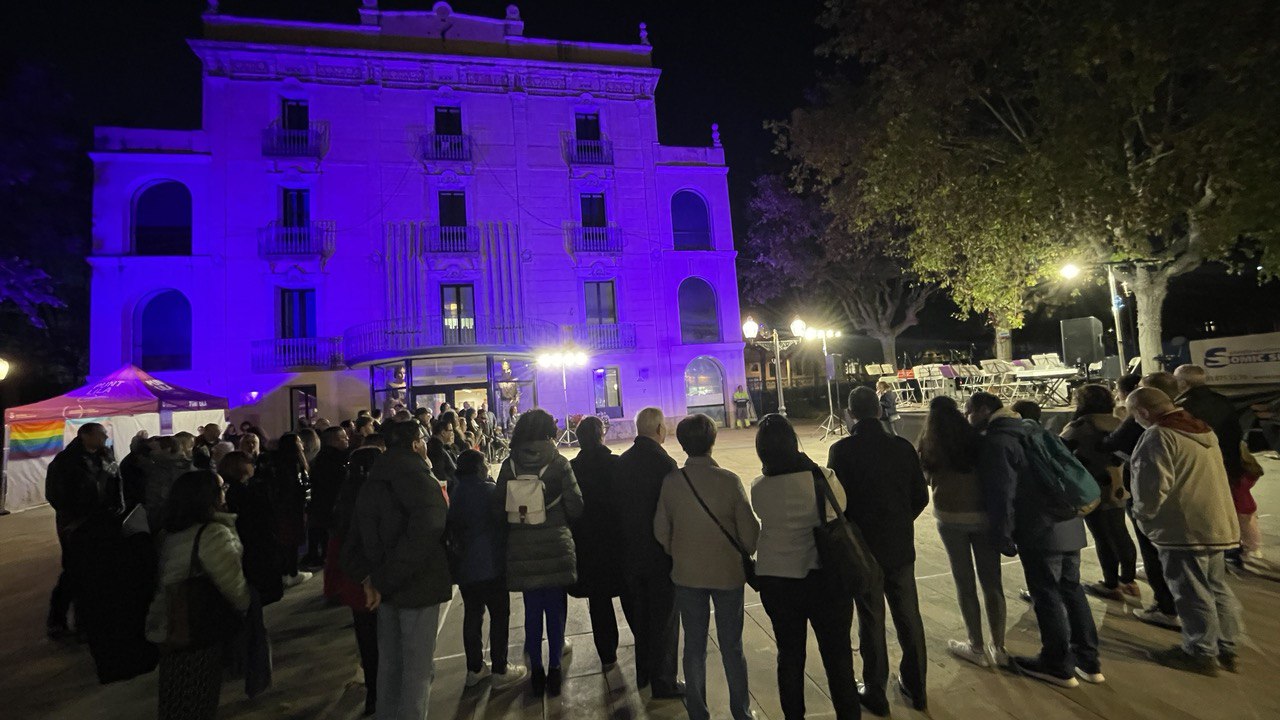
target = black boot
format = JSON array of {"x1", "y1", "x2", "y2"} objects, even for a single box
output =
[
  {"x1": 547, "y1": 668, "x2": 563, "y2": 697},
  {"x1": 530, "y1": 667, "x2": 547, "y2": 697}
]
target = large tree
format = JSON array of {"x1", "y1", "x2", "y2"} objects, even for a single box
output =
[
  {"x1": 739, "y1": 175, "x2": 933, "y2": 363},
  {"x1": 784, "y1": 0, "x2": 1280, "y2": 368}
]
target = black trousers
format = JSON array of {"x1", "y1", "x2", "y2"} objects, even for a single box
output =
[
  {"x1": 588, "y1": 595, "x2": 620, "y2": 665},
  {"x1": 620, "y1": 571, "x2": 679, "y2": 694},
  {"x1": 459, "y1": 579, "x2": 510, "y2": 673},
  {"x1": 48, "y1": 527, "x2": 74, "y2": 628},
  {"x1": 1129, "y1": 506, "x2": 1177, "y2": 615},
  {"x1": 1084, "y1": 506, "x2": 1137, "y2": 587},
  {"x1": 305, "y1": 527, "x2": 328, "y2": 563},
  {"x1": 352, "y1": 609, "x2": 378, "y2": 713},
  {"x1": 855, "y1": 562, "x2": 927, "y2": 707},
  {"x1": 760, "y1": 571, "x2": 859, "y2": 720}
]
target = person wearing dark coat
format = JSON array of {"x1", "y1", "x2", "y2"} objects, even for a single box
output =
[
  {"x1": 1173, "y1": 365, "x2": 1244, "y2": 481},
  {"x1": 344, "y1": 421, "x2": 451, "y2": 719},
  {"x1": 567, "y1": 416, "x2": 626, "y2": 668},
  {"x1": 44, "y1": 424, "x2": 121, "y2": 637},
  {"x1": 221, "y1": 451, "x2": 284, "y2": 607},
  {"x1": 970, "y1": 391, "x2": 1102, "y2": 689},
  {"x1": 330, "y1": 444, "x2": 383, "y2": 717},
  {"x1": 118, "y1": 433, "x2": 151, "y2": 512},
  {"x1": 448, "y1": 450, "x2": 528, "y2": 690},
  {"x1": 828, "y1": 387, "x2": 930, "y2": 713},
  {"x1": 613, "y1": 407, "x2": 683, "y2": 698},
  {"x1": 303, "y1": 427, "x2": 349, "y2": 568},
  {"x1": 427, "y1": 417, "x2": 459, "y2": 496},
  {"x1": 271, "y1": 433, "x2": 311, "y2": 584},
  {"x1": 493, "y1": 410, "x2": 584, "y2": 697}
]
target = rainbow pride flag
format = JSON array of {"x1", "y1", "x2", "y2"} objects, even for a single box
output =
[{"x1": 9, "y1": 419, "x2": 65, "y2": 459}]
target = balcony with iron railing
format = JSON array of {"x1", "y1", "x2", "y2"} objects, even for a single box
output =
[
  {"x1": 343, "y1": 316, "x2": 561, "y2": 365},
  {"x1": 565, "y1": 223, "x2": 624, "y2": 254},
  {"x1": 251, "y1": 337, "x2": 345, "y2": 373},
  {"x1": 426, "y1": 224, "x2": 481, "y2": 254},
  {"x1": 418, "y1": 133, "x2": 473, "y2": 162},
  {"x1": 562, "y1": 133, "x2": 614, "y2": 165},
  {"x1": 262, "y1": 121, "x2": 330, "y2": 158},
  {"x1": 570, "y1": 322, "x2": 637, "y2": 351},
  {"x1": 258, "y1": 221, "x2": 336, "y2": 263}
]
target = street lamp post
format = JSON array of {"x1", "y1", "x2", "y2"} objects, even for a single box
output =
[
  {"x1": 1061, "y1": 262, "x2": 1129, "y2": 373},
  {"x1": 537, "y1": 350, "x2": 588, "y2": 446},
  {"x1": 742, "y1": 317, "x2": 803, "y2": 417},
  {"x1": 801, "y1": 325, "x2": 845, "y2": 440}
]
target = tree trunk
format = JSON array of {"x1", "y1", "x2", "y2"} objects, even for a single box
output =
[
  {"x1": 1131, "y1": 266, "x2": 1171, "y2": 374},
  {"x1": 873, "y1": 333, "x2": 898, "y2": 367},
  {"x1": 993, "y1": 324, "x2": 1013, "y2": 361}
]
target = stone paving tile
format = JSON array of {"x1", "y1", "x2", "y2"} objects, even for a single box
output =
[{"x1": 3, "y1": 424, "x2": 1280, "y2": 719}]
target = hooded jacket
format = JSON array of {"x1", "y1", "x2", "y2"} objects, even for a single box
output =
[
  {"x1": 1175, "y1": 385, "x2": 1244, "y2": 481},
  {"x1": 494, "y1": 440, "x2": 584, "y2": 590},
  {"x1": 1130, "y1": 409, "x2": 1240, "y2": 550},
  {"x1": 980, "y1": 409, "x2": 1087, "y2": 554}
]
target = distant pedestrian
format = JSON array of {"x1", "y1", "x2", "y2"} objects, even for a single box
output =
[
  {"x1": 495, "y1": 409, "x2": 583, "y2": 697},
  {"x1": 732, "y1": 385, "x2": 752, "y2": 428},
  {"x1": 427, "y1": 417, "x2": 459, "y2": 495},
  {"x1": 876, "y1": 381, "x2": 900, "y2": 436},
  {"x1": 613, "y1": 407, "x2": 683, "y2": 697},
  {"x1": 1128, "y1": 387, "x2": 1243, "y2": 676},
  {"x1": 751, "y1": 414, "x2": 858, "y2": 720},
  {"x1": 303, "y1": 427, "x2": 349, "y2": 569},
  {"x1": 220, "y1": 451, "x2": 283, "y2": 606},
  {"x1": 332, "y1": 443, "x2": 384, "y2": 716},
  {"x1": 829, "y1": 386, "x2": 929, "y2": 712},
  {"x1": 970, "y1": 391, "x2": 1102, "y2": 689},
  {"x1": 271, "y1": 433, "x2": 311, "y2": 586},
  {"x1": 918, "y1": 396, "x2": 1007, "y2": 668},
  {"x1": 567, "y1": 416, "x2": 627, "y2": 669},
  {"x1": 655, "y1": 414, "x2": 759, "y2": 720}
]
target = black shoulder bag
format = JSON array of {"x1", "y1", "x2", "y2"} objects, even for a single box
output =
[
  {"x1": 811, "y1": 468, "x2": 883, "y2": 598},
  {"x1": 680, "y1": 469, "x2": 759, "y2": 591}
]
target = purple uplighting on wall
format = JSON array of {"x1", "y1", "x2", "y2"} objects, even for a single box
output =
[{"x1": 87, "y1": 2, "x2": 746, "y2": 436}]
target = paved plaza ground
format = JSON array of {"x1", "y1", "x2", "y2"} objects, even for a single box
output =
[{"x1": 3, "y1": 421, "x2": 1280, "y2": 719}]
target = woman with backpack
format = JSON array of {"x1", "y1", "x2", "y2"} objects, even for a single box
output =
[
  {"x1": 750, "y1": 414, "x2": 858, "y2": 720},
  {"x1": 918, "y1": 396, "x2": 1008, "y2": 668},
  {"x1": 1062, "y1": 384, "x2": 1139, "y2": 603},
  {"x1": 494, "y1": 409, "x2": 584, "y2": 697},
  {"x1": 145, "y1": 470, "x2": 251, "y2": 719}
]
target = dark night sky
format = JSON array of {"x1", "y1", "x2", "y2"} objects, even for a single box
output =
[{"x1": 3, "y1": 0, "x2": 1277, "y2": 366}]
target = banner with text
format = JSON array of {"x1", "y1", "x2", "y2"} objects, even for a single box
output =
[{"x1": 1189, "y1": 332, "x2": 1280, "y2": 385}]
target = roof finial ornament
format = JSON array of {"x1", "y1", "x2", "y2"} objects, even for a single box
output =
[
  {"x1": 639, "y1": 22, "x2": 650, "y2": 46},
  {"x1": 711, "y1": 123, "x2": 721, "y2": 148},
  {"x1": 506, "y1": 5, "x2": 520, "y2": 20}
]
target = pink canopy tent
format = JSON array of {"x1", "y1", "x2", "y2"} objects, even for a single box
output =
[{"x1": 2, "y1": 366, "x2": 228, "y2": 513}]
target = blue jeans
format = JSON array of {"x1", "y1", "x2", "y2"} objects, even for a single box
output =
[
  {"x1": 674, "y1": 585, "x2": 752, "y2": 720},
  {"x1": 1019, "y1": 550, "x2": 1099, "y2": 676},
  {"x1": 1159, "y1": 549, "x2": 1243, "y2": 657},
  {"x1": 376, "y1": 602, "x2": 442, "y2": 720},
  {"x1": 523, "y1": 587, "x2": 568, "y2": 670}
]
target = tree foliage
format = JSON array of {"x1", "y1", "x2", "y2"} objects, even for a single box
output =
[{"x1": 0, "y1": 258, "x2": 63, "y2": 328}]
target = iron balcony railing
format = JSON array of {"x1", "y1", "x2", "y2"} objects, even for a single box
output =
[
  {"x1": 262, "y1": 121, "x2": 330, "y2": 158},
  {"x1": 343, "y1": 316, "x2": 561, "y2": 365},
  {"x1": 565, "y1": 223, "x2": 624, "y2": 254},
  {"x1": 428, "y1": 224, "x2": 481, "y2": 254},
  {"x1": 571, "y1": 322, "x2": 637, "y2": 351},
  {"x1": 418, "y1": 133, "x2": 472, "y2": 162},
  {"x1": 250, "y1": 337, "x2": 344, "y2": 373},
  {"x1": 562, "y1": 133, "x2": 614, "y2": 165},
  {"x1": 258, "y1": 221, "x2": 336, "y2": 262}
]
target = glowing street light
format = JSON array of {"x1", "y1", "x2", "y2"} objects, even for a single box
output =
[
  {"x1": 1059, "y1": 263, "x2": 1083, "y2": 280},
  {"x1": 1059, "y1": 261, "x2": 1128, "y2": 371},
  {"x1": 0, "y1": 357, "x2": 10, "y2": 381},
  {"x1": 538, "y1": 349, "x2": 588, "y2": 446}
]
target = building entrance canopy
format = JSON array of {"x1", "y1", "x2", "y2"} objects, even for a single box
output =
[{"x1": 371, "y1": 354, "x2": 537, "y2": 425}]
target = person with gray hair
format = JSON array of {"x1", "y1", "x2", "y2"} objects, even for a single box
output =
[
  {"x1": 655, "y1": 414, "x2": 759, "y2": 720},
  {"x1": 1173, "y1": 363, "x2": 1244, "y2": 490},
  {"x1": 1128, "y1": 387, "x2": 1243, "y2": 676},
  {"x1": 613, "y1": 407, "x2": 683, "y2": 697}
]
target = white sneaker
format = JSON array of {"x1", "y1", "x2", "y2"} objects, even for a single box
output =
[
  {"x1": 562, "y1": 639, "x2": 573, "y2": 657},
  {"x1": 987, "y1": 645, "x2": 1011, "y2": 668},
  {"x1": 1074, "y1": 667, "x2": 1106, "y2": 684},
  {"x1": 465, "y1": 667, "x2": 492, "y2": 687},
  {"x1": 282, "y1": 571, "x2": 313, "y2": 588},
  {"x1": 1132, "y1": 605, "x2": 1181, "y2": 630},
  {"x1": 947, "y1": 639, "x2": 989, "y2": 668},
  {"x1": 492, "y1": 664, "x2": 529, "y2": 690}
]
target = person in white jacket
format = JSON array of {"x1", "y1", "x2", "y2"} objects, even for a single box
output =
[{"x1": 1127, "y1": 387, "x2": 1243, "y2": 677}]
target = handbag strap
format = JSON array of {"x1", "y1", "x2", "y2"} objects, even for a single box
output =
[
  {"x1": 811, "y1": 467, "x2": 844, "y2": 521},
  {"x1": 187, "y1": 523, "x2": 211, "y2": 579},
  {"x1": 679, "y1": 469, "x2": 749, "y2": 560}
]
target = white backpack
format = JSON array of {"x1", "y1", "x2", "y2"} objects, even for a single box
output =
[{"x1": 504, "y1": 461, "x2": 558, "y2": 525}]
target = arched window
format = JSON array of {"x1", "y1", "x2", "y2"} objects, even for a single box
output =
[
  {"x1": 678, "y1": 277, "x2": 720, "y2": 343},
  {"x1": 133, "y1": 290, "x2": 192, "y2": 371},
  {"x1": 671, "y1": 190, "x2": 712, "y2": 250},
  {"x1": 684, "y1": 355, "x2": 727, "y2": 426},
  {"x1": 133, "y1": 181, "x2": 192, "y2": 255}
]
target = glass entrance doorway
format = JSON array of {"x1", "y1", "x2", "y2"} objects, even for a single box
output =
[{"x1": 410, "y1": 384, "x2": 489, "y2": 416}]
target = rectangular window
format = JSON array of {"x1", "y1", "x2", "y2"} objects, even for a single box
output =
[
  {"x1": 279, "y1": 288, "x2": 316, "y2": 339},
  {"x1": 574, "y1": 112, "x2": 601, "y2": 141},
  {"x1": 282, "y1": 188, "x2": 310, "y2": 228},
  {"x1": 438, "y1": 191, "x2": 467, "y2": 226},
  {"x1": 434, "y1": 106, "x2": 463, "y2": 135},
  {"x1": 282, "y1": 99, "x2": 309, "y2": 131},
  {"x1": 441, "y1": 284, "x2": 475, "y2": 345},
  {"x1": 289, "y1": 385, "x2": 318, "y2": 432},
  {"x1": 584, "y1": 281, "x2": 616, "y2": 325},
  {"x1": 580, "y1": 193, "x2": 606, "y2": 227},
  {"x1": 593, "y1": 367, "x2": 623, "y2": 419}
]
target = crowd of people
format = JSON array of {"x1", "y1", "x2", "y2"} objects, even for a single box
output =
[{"x1": 38, "y1": 363, "x2": 1266, "y2": 719}]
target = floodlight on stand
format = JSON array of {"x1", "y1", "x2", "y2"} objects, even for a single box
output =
[{"x1": 790, "y1": 317, "x2": 807, "y2": 338}]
